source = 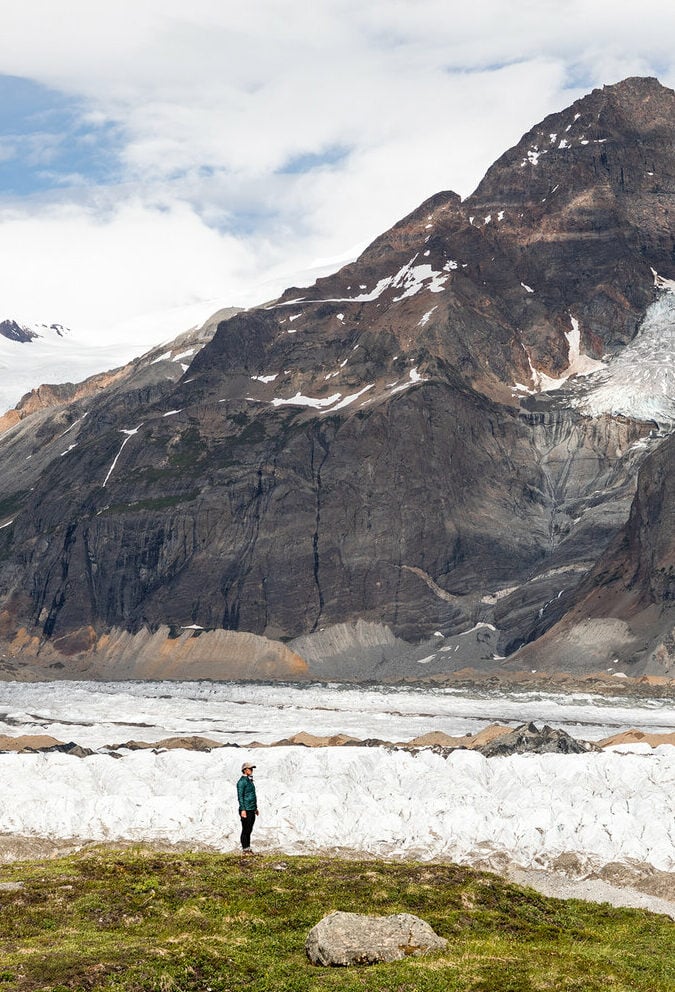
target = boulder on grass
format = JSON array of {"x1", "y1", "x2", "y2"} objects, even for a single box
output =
[{"x1": 305, "y1": 910, "x2": 447, "y2": 966}]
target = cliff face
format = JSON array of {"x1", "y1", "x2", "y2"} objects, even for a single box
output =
[
  {"x1": 513, "y1": 432, "x2": 675, "y2": 677},
  {"x1": 0, "y1": 77, "x2": 674, "y2": 678}
]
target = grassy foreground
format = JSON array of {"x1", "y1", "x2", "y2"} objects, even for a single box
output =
[{"x1": 0, "y1": 848, "x2": 673, "y2": 992}]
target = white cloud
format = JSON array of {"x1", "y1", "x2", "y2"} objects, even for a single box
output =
[
  {"x1": 0, "y1": 200, "x2": 255, "y2": 334},
  {"x1": 0, "y1": 1, "x2": 674, "y2": 346}
]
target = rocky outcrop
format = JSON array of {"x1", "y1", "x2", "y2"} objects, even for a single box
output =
[
  {"x1": 513, "y1": 432, "x2": 675, "y2": 676},
  {"x1": 0, "y1": 319, "x2": 38, "y2": 343},
  {"x1": 599, "y1": 730, "x2": 675, "y2": 748},
  {"x1": 305, "y1": 911, "x2": 447, "y2": 966},
  {"x1": 0, "y1": 78, "x2": 674, "y2": 678},
  {"x1": 0, "y1": 734, "x2": 62, "y2": 751},
  {"x1": 475, "y1": 722, "x2": 598, "y2": 757},
  {"x1": 0, "y1": 369, "x2": 130, "y2": 435}
]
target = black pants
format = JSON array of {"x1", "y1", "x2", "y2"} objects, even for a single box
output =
[{"x1": 240, "y1": 810, "x2": 256, "y2": 849}]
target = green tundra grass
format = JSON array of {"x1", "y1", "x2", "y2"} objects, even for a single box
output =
[{"x1": 0, "y1": 847, "x2": 672, "y2": 992}]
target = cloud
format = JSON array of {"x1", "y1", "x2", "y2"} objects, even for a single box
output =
[
  {"x1": 0, "y1": 199, "x2": 256, "y2": 334},
  {"x1": 0, "y1": 1, "x2": 674, "y2": 340}
]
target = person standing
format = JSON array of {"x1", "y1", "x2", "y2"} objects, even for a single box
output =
[{"x1": 237, "y1": 761, "x2": 258, "y2": 853}]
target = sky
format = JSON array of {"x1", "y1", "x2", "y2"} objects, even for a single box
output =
[{"x1": 1, "y1": 0, "x2": 675, "y2": 350}]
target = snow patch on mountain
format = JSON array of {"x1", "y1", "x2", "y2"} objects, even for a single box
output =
[
  {"x1": 521, "y1": 147, "x2": 544, "y2": 167},
  {"x1": 519, "y1": 316, "x2": 606, "y2": 395},
  {"x1": 267, "y1": 383, "x2": 376, "y2": 413},
  {"x1": 102, "y1": 426, "x2": 143, "y2": 488},
  {"x1": 391, "y1": 257, "x2": 449, "y2": 301},
  {"x1": 268, "y1": 255, "x2": 450, "y2": 309},
  {"x1": 570, "y1": 279, "x2": 675, "y2": 425},
  {"x1": 331, "y1": 384, "x2": 375, "y2": 410},
  {"x1": 271, "y1": 391, "x2": 342, "y2": 410},
  {"x1": 259, "y1": 364, "x2": 429, "y2": 414},
  {"x1": 385, "y1": 367, "x2": 430, "y2": 396},
  {"x1": 418, "y1": 306, "x2": 437, "y2": 327}
]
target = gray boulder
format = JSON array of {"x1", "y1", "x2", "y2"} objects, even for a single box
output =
[{"x1": 305, "y1": 910, "x2": 447, "y2": 967}]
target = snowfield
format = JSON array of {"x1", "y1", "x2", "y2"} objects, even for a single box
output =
[{"x1": 0, "y1": 680, "x2": 673, "y2": 875}]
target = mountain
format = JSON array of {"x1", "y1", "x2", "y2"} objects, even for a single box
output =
[
  {"x1": 0, "y1": 318, "x2": 70, "y2": 344},
  {"x1": 0, "y1": 76, "x2": 674, "y2": 681}
]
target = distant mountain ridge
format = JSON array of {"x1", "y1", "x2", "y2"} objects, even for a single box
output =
[
  {"x1": 0, "y1": 76, "x2": 674, "y2": 680},
  {"x1": 0, "y1": 318, "x2": 68, "y2": 343}
]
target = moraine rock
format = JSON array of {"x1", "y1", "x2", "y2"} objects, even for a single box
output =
[
  {"x1": 305, "y1": 911, "x2": 447, "y2": 966},
  {"x1": 39, "y1": 741, "x2": 97, "y2": 758},
  {"x1": 475, "y1": 722, "x2": 598, "y2": 757}
]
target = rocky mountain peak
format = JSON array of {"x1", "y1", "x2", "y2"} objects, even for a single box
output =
[
  {"x1": 472, "y1": 75, "x2": 675, "y2": 199},
  {"x1": 259, "y1": 77, "x2": 675, "y2": 414},
  {"x1": 600, "y1": 75, "x2": 675, "y2": 128}
]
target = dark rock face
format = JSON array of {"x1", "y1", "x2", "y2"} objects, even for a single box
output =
[
  {"x1": 468, "y1": 77, "x2": 675, "y2": 354},
  {"x1": 0, "y1": 319, "x2": 37, "y2": 343},
  {"x1": 514, "y1": 432, "x2": 675, "y2": 675},
  {"x1": 0, "y1": 77, "x2": 674, "y2": 677},
  {"x1": 613, "y1": 433, "x2": 675, "y2": 608}
]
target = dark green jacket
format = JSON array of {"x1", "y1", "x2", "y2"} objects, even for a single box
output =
[{"x1": 237, "y1": 774, "x2": 257, "y2": 812}]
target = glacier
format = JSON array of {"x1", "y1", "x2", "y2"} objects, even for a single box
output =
[{"x1": 0, "y1": 680, "x2": 673, "y2": 877}]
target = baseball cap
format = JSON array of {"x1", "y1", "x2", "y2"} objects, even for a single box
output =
[{"x1": 241, "y1": 761, "x2": 256, "y2": 771}]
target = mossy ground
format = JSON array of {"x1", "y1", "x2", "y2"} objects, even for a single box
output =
[{"x1": 0, "y1": 847, "x2": 672, "y2": 992}]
